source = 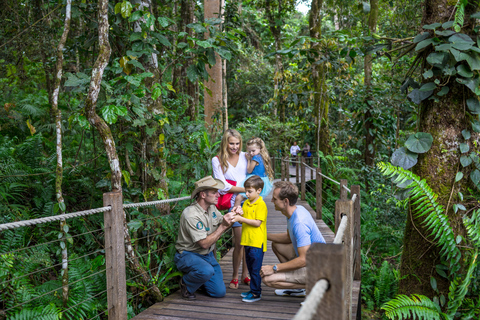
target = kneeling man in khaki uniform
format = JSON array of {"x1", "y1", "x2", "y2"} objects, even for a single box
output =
[{"x1": 175, "y1": 176, "x2": 240, "y2": 300}]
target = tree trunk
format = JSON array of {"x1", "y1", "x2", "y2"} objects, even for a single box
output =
[
  {"x1": 51, "y1": 0, "x2": 72, "y2": 305},
  {"x1": 204, "y1": 0, "x2": 223, "y2": 134},
  {"x1": 309, "y1": 0, "x2": 331, "y2": 156},
  {"x1": 173, "y1": 0, "x2": 198, "y2": 120},
  {"x1": 399, "y1": 0, "x2": 479, "y2": 297},
  {"x1": 364, "y1": 0, "x2": 378, "y2": 169},
  {"x1": 265, "y1": 0, "x2": 284, "y2": 121}
]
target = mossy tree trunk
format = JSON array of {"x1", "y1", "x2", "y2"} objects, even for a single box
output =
[
  {"x1": 364, "y1": 0, "x2": 378, "y2": 169},
  {"x1": 399, "y1": 0, "x2": 480, "y2": 297},
  {"x1": 51, "y1": 0, "x2": 71, "y2": 305},
  {"x1": 309, "y1": 0, "x2": 331, "y2": 156}
]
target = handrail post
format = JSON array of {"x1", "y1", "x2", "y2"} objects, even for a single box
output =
[
  {"x1": 307, "y1": 243, "x2": 346, "y2": 319},
  {"x1": 310, "y1": 157, "x2": 314, "y2": 180},
  {"x1": 334, "y1": 198, "x2": 354, "y2": 320},
  {"x1": 301, "y1": 158, "x2": 306, "y2": 200},
  {"x1": 295, "y1": 156, "x2": 299, "y2": 184},
  {"x1": 340, "y1": 179, "x2": 348, "y2": 200},
  {"x1": 281, "y1": 157, "x2": 286, "y2": 181},
  {"x1": 316, "y1": 167, "x2": 323, "y2": 220},
  {"x1": 103, "y1": 191, "x2": 128, "y2": 320},
  {"x1": 351, "y1": 185, "x2": 361, "y2": 282}
]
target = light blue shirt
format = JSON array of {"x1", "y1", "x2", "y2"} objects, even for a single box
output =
[
  {"x1": 251, "y1": 154, "x2": 267, "y2": 177},
  {"x1": 287, "y1": 205, "x2": 326, "y2": 256}
]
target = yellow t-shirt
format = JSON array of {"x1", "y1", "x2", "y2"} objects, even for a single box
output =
[{"x1": 240, "y1": 197, "x2": 268, "y2": 252}]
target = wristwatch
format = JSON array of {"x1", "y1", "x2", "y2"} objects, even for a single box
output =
[{"x1": 273, "y1": 264, "x2": 278, "y2": 273}]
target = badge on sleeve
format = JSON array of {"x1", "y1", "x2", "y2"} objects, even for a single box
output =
[{"x1": 196, "y1": 221, "x2": 204, "y2": 230}]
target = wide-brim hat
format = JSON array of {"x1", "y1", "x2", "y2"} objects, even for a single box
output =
[{"x1": 191, "y1": 176, "x2": 225, "y2": 199}]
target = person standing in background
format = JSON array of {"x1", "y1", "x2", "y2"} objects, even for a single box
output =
[{"x1": 289, "y1": 142, "x2": 301, "y2": 167}]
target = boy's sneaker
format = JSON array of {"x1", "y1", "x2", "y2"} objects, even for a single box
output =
[
  {"x1": 241, "y1": 291, "x2": 252, "y2": 298},
  {"x1": 242, "y1": 292, "x2": 261, "y2": 302},
  {"x1": 274, "y1": 289, "x2": 306, "y2": 297}
]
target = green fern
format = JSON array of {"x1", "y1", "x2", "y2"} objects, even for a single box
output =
[
  {"x1": 464, "y1": 209, "x2": 480, "y2": 248},
  {"x1": 382, "y1": 294, "x2": 447, "y2": 320},
  {"x1": 8, "y1": 304, "x2": 60, "y2": 320},
  {"x1": 446, "y1": 250, "x2": 478, "y2": 318},
  {"x1": 377, "y1": 162, "x2": 461, "y2": 273},
  {"x1": 453, "y1": 0, "x2": 469, "y2": 32}
]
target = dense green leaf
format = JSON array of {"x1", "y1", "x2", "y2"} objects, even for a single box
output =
[
  {"x1": 391, "y1": 147, "x2": 418, "y2": 170},
  {"x1": 455, "y1": 172, "x2": 464, "y2": 182},
  {"x1": 424, "y1": 23, "x2": 442, "y2": 30},
  {"x1": 467, "y1": 98, "x2": 480, "y2": 114},
  {"x1": 408, "y1": 89, "x2": 433, "y2": 104},
  {"x1": 405, "y1": 132, "x2": 433, "y2": 153},
  {"x1": 460, "y1": 155, "x2": 472, "y2": 167},
  {"x1": 437, "y1": 86, "x2": 449, "y2": 96},
  {"x1": 460, "y1": 143, "x2": 470, "y2": 153},
  {"x1": 419, "y1": 82, "x2": 437, "y2": 91},
  {"x1": 427, "y1": 52, "x2": 447, "y2": 65},
  {"x1": 186, "y1": 65, "x2": 199, "y2": 83},
  {"x1": 414, "y1": 32, "x2": 431, "y2": 43},
  {"x1": 466, "y1": 52, "x2": 480, "y2": 70},
  {"x1": 457, "y1": 65, "x2": 473, "y2": 77},
  {"x1": 415, "y1": 38, "x2": 434, "y2": 51},
  {"x1": 471, "y1": 169, "x2": 480, "y2": 186}
]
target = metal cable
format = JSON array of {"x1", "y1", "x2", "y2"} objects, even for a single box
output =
[
  {"x1": 0, "y1": 249, "x2": 106, "y2": 287},
  {"x1": 342, "y1": 184, "x2": 351, "y2": 193},
  {"x1": 293, "y1": 279, "x2": 329, "y2": 320},
  {"x1": 125, "y1": 265, "x2": 161, "y2": 283},
  {"x1": 333, "y1": 215, "x2": 348, "y2": 244},
  {"x1": 62, "y1": 288, "x2": 109, "y2": 314},
  {"x1": 0, "y1": 207, "x2": 111, "y2": 231},
  {"x1": 87, "y1": 308, "x2": 109, "y2": 320},
  {"x1": 2, "y1": 267, "x2": 110, "y2": 313},
  {"x1": 123, "y1": 196, "x2": 190, "y2": 209},
  {"x1": 131, "y1": 230, "x2": 169, "y2": 243}
]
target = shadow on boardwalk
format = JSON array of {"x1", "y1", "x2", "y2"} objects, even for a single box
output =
[{"x1": 132, "y1": 169, "x2": 355, "y2": 320}]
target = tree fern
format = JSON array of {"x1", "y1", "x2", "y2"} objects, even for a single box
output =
[
  {"x1": 382, "y1": 294, "x2": 447, "y2": 320},
  {"x1": 8, "y1": 304, "x2": 60, "y2": 320},
  {"x1": 377, "y1": 162, "x2": 461, "y2": 273}
]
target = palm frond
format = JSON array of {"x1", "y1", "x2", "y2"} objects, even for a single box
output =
[
  {"x1": 377, "y1": 162, "x2": 461, "y2": 273},
  {"x1": 381, "y1": 294, "x2": 446, "y2": 320}
]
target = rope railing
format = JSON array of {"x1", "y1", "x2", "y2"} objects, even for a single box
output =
[
  {"x1": 293, "y1": 279, "x2": 329, "y2": 320},
  {"x1": 333, "y1": 215, "x2": 348, "y2": 244},
  {"x1": 0, "y1": 206, "x2": 111, "y2": 231},
  {"x1": 123, "y1": 196, "x2": 191, "y2": 208}
]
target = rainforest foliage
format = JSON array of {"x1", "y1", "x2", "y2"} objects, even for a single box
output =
[{"x1": 1, "y1": 0, "x2": 480, "y2": 319}]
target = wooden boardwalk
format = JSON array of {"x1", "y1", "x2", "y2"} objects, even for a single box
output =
[{"x1": 132, "y1": 166, "x2": 360, "y2": 320}]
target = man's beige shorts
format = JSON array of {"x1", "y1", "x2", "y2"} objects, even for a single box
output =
[
  {"x1": 283, "y1": 267, "x2": 307, "y2": 284},
  {"x1": 278, "y1": 243, "x2": 306, "y2": 284}
]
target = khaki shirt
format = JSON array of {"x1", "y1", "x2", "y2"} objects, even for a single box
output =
[{"x1": 175, "y1": 202, "x2": 224, "y2": 255}]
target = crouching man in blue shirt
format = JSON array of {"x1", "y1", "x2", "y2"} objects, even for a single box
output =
[
  {"x1": 260, "y1": 181, "x2": 326, "y2": 297},
  {"x1": 175, "y1": 176, "x2": 239, "y2": 300}
]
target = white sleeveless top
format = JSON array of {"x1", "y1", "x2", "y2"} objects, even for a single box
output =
[{"x1": 211, "y1": 152, "x2": 248, "y2": 195}]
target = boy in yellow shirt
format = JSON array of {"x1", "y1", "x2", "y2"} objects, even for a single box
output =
[{"x1": 232, "y1": 175, "x2": 268, "y2": 302}]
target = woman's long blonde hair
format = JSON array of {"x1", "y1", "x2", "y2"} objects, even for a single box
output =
[
  {"x1": 217, "y1": 129, "x2": 243, "y2": 174},
  {"x1": 246, "y1": 137, "x2": 274, "y2": 181}
]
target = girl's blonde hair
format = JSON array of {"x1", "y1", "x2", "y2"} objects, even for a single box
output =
[
  {"x1": 246, "y1": 137, "x2": 274, "y2": 181},
  {"x1": 217, "y1": 129, "x2": 243, "y2": 174}
]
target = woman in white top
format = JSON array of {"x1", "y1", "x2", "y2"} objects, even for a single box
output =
[{"x1": 212, "y1": 129, "x2": 249, "y2": 289}]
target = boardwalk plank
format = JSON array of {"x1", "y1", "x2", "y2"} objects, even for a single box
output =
[{"x1": 132, "y1": 169, "x2": 360, "y2": 319}]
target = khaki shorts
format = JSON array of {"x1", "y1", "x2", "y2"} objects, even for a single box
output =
[
  {"x1": 283, "y1": 267, "x2": 307, "y2": 284},
  {"x1": 277, "y1": 243, "x2": 306, "y2": 284}
]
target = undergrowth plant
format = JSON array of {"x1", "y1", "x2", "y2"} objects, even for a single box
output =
[{"x1": 378, "y1": 162, "x2": 480, "y2": 320}]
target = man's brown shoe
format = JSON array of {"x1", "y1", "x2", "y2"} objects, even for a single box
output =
[{"x1": 180, "y1": 278, "x2": 196, "y2": 300}]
